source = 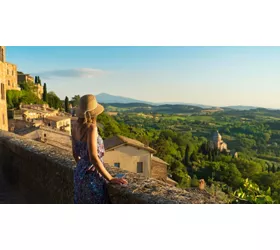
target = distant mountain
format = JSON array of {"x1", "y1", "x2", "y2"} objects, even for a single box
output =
[
  {"x1": 96, "y1": 93, "x2": 151, "y2": 104},
  {"x1": 223, "y1": 105, "x2": 260, "y2": 111},
  {"x1": 156, "y1": 102, "x2": 214, "y2": 108},
  {"x1": 95, "y1": 93, "x2": 277, "y2": 110},
  {"x1": 96, "y1": 93, "x2": 213, "y2": 108}
]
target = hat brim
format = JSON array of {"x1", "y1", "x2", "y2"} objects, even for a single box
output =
[{"x1": 76, "y1": 103, "x2": 104, "y2": 118}]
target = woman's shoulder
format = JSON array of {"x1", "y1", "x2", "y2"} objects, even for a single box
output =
[
  {"x1": 87, "y1": 123, "x2": 98, "y2": 132},
  {"x1": 86, "y1": 124, "x2": 99, "y2": 139}
]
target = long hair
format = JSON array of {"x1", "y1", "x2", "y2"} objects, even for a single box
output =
[{"x1": 76, "y1": 115, "x2": 103, "y2": 135}]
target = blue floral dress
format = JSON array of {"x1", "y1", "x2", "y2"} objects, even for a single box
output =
[{"x1": 73, "y1": 134, "x2": 110, "y2": 204}]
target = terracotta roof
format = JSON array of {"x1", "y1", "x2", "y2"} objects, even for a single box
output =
[
  {"x1": 104, "y1": 135, "x2": 156, "y2": 153},
  {"x1": 152, "y1": 156, "x2": 169, "y2": 165},
  {"x1": 44, "y1": 116, "x2": 70, "y2": 122}
]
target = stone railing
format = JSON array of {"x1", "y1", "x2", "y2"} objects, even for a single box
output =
[{"x1": 0, "y1": 130, "x2": 223, "y2": 204}]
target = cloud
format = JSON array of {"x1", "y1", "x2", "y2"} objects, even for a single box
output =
[{"x1": 34, "y1": 68, "x2": 106, "y2": 79}]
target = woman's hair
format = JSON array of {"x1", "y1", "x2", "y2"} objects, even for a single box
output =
[{"x1": 77, "y1": 115, "x2": 97, "y2": 125}]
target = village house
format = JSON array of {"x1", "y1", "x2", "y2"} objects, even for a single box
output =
[
  {"x1": 43, "y1": 116, "x2": 71, "y2": 135},
  {"x1": 20, "y1": 104, "x2": 58, "y2": 121},
  {"x1": 103, "y1": 135, "x2": 177, "y2": 186}
]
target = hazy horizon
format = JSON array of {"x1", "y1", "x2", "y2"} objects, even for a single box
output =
[{"x1": 6, "y1": 46, "x2": 280, "y2": 109}]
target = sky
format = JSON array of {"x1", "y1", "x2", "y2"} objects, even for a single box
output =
[{"x1": 6, "y1": 46, "x2": 280, "y2": 108}]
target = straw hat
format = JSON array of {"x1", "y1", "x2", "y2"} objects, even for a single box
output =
[{"x1": 76, "y1": 94, "x2": 104, "y2": 119}]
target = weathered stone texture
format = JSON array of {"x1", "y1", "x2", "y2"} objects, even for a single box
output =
[
  {"x1": 151, "y1": 160, "x2": 168, "y2": 180},
  {"x1": 0, "y1": 130, "x2": 224, "y2": 204},
  {"x1": 0, "y1": 130, "x2": 74, "y2": 203}
]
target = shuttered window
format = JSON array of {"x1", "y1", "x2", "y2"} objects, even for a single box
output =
[
  {"x1": 1, "y1": 83, "x2": 5, "y2": 100},
  {"x1": 137, "y1": 162, "x2": 143, "y2": 173}
]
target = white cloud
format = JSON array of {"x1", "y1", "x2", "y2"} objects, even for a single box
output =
[{"x1": 34, "y1": 68, "x2": 106, "y2": 79}]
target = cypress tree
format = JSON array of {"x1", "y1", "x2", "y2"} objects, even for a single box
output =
[
  {"x1": 65, "y1": 96, "x2": 69, "y2": 113},
  {"x1": 43, "y1": 83, "x2": 48, "y2": 102},
  {"x1": 185, "y1": 143, "x2": 191, "y2": 166}
]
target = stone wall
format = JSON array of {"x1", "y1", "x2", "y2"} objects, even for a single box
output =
[
  {"x1": 0, "y1": 130, "x2": 223, "y2": 204},
  {"x1": 151, "y1": 160, "x2": 168, "y2": 180},
  {"x1": 0, "y1": 130, "x2": 74, "y2": 203}
]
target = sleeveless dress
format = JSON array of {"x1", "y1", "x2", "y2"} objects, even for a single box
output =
[{"x1": 73, "y1": 134, "x2": 110, "y2": 204}]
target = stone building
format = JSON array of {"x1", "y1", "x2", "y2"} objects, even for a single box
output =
[
  {"x1": 0, "y1": 46, "x2": 19, "y2": 131},
  {"x1": 212, "y1": 130, "x2": 228, "y2": 152},
  {"x1": 104, "y1": 135, "x2": 177, "y2": 185},
  {"x1": 17, "y1": 72, "x2": 34, "y2": 83},
  {"x1": 43, "y1": 116, "x2": 71, "y2": 135},
  {"x1": 0, "y1": 47, "x2": 19, "y2": 91},
  {"x1": 17, "y1": 72, "x2": 43, "y2": 99}
]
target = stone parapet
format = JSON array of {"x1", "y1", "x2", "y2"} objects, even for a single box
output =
[{"x1": 0, "y1": 130, "x2": 223, "y2": 204}]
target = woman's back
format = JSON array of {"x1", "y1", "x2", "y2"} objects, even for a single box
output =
[{"x1": 72, "y1": 122, "x2": 105, "y2": 164}]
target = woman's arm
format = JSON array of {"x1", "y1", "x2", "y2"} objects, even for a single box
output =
[
  {"x1": 72, "y1": 139, "x2": 80, "y2": 163},
  {"x1": 87, "y1": 124, "x2": 113, "y2": 181},
  {"x1": 71, "y1": 126, "x2": 80, "y2": 163}
]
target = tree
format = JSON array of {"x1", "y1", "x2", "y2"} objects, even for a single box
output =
[
  {"x1": 71, "y1": 95, "x2": 81, "y2": 107},
  {"x1": 191, "y1": 175, "x2": 199, "y2": 187},
  {"x1": 190, "y1": 152, "x2": 198, "y2": 162},
  {"x1": 47, "y1": 91, "x2": 62, "y2": 109},
  {"x1": 65, "y1": 96, "x2": 69, "y2": 113},
  {"x1": 184, "y1": 143, "x2": 192, "y2": 166},
  {"x1": 43, "y1": 83, "x2": 48, "y2": 102},
  {"x1": 263, "y1": 133, "x2": 271, "y2": 143}
]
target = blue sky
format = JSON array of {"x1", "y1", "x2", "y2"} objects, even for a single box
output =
[{"x1": 6, "y1": 46, "x2": 280, "y2": 108}]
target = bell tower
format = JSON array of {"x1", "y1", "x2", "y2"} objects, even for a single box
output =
[{"x1": 0, "y1": 46, "x2": 5, "y2": 62}]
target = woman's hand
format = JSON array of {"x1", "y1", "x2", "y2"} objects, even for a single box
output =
[{"x1": 109, "y1": 178, "x2": 128, "y2": 185}]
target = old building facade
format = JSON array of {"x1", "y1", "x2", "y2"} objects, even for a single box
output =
[
  {"x1": 17, "y1": 72, "x2": 34, "y2": 83},
  {"x1": 103, "y1": 135, "x2": 176, "y2": 185},
  {"x1": 0, "y1": 46, "x2": 20, "y2": 131}
]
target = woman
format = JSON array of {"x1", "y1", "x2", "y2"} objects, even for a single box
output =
[{"x1": 72, "y1": 94, "x2": 127, "y2": 204}]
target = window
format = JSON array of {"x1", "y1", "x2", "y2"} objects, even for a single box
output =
[
  {"x1": 7, "y1": 69, "x2": 9, "y2": 75},
  {"x1": 137, "y1": 162, "x2": 144, "y2": 173},
  {"x1": 3, "y1": 114, "x2": 5, "y2": 125},
  {"x1": 1, "y1": 83, "x2": 4, "y2": 100},
  {"x1": 8, "y1": 80, "x2": 10, "y2": 86},
  {"x1": 114, "y1": 163, "x2": 120, "y2": 168}
]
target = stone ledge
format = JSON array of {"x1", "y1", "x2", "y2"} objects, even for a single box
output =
[{"x1": 0, "y1": 130, "x2": 223, "y2": 204}]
